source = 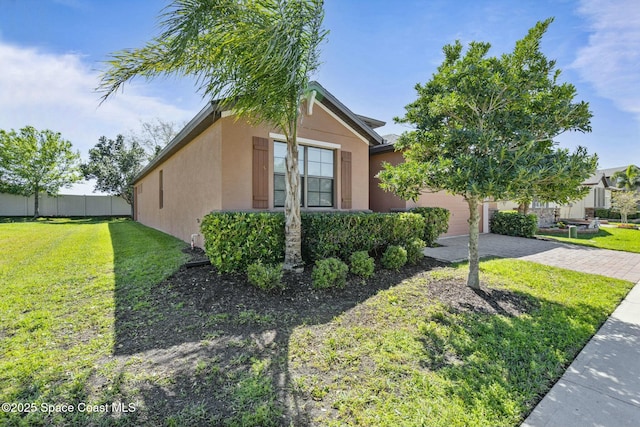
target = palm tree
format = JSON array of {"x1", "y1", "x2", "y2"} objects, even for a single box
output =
[
  {"x1": 612, "y1": 165, "x2": 640, "y2": 191},
  {"x1": 98, "y1": 0, "x2": 326, "y2": 271}
]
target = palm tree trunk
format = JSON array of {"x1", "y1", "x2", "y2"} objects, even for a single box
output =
[
  {"x1": 284, "y1": 138, "x2": 303, "y2": 272},
  {"x1": 466, "y1": 195, "x2": 481, "y2": 289}
]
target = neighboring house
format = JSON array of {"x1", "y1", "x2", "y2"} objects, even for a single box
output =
[
  {"x1": 132, "y1": 82, "x2": 384, "y2": 246},
  {"x1": 558, "y1": 168, "x2": 614, "y2": 219},
  {"x1": 369, "y1": 135, "x2": 490, "y2": 237},
  {"x1": 497, "y1": 166, "x2": 634, "y2": 220}
]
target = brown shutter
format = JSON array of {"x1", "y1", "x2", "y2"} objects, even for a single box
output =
[
  {"x1": 252, "y1": 137, "x2": 269, "y2": 209},
  {"x1": 341, "y1": 151, "x2": 352, "y2": 209}
]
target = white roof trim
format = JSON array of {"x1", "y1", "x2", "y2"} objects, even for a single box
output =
[
  {"x1": 314, "y1": 100, "x2": 369, "y2": 144},
  {"x1": 269, "y1": 133, "x2": 341, "y2": 150}
]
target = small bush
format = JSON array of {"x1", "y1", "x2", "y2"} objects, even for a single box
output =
[
  {"x1": 312, "y1": 258, "x2": 348, "y2": 289},
  {"x1": 247, "y1": 261, "x2": 284, "y2": 291},
  {"x1": 381, "y1": 245, "x2": 407, "y2": 270},
  {"x1": 490, "y1": 211, "x2": 538, "y2": 238},
  {"x1": 410, "y1": 207, "x2": 450, "y2": 246},
  {"x1": 349, "y1": 251, "x2": 375, "y2": 278},
  {"x1": 405, "y1": 238, "x2": 426, "y2": 265},
  {"x1": 594, "y1": 208, "x2": 610, "y2": 219}
]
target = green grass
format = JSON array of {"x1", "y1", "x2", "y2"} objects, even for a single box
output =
[
  {"x1": 288, "y1": 259, "x2": 633, "y2": 427},
  {"x1": 537, "y1": 225, "x2": 640, "y2": 253},
  {"x1": 0, "y1": 218, "x2": 187, "y2": 426},
  {"x1": 1, "y1": 219, "x2": 634, "y2": 426}
]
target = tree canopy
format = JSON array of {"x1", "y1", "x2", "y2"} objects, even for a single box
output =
[
  {"x1": 128, "y1": 118, "x2": 182, "y2": 161},
  {"x1": 0, "y1": 126, "x2": 81, "y2": 217},
  {"x1": 99, "y1": 0, "x2": 327, "y2": 270},
  {"x1": 378, "y1": 18, "x2": 594, "y2": 288},
  {"x1": 512, "y1": 146, "x2": 597, "y2": 214},
  {"x1": 81, "y1": 135, "x2": 146, "y2": 211}
]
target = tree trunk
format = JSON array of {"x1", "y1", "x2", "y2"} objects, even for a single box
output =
[
  {"x1": 466, "y1": 195, "x2": 481, "y2": 289},
  {"x1": 283, "y1": 139, "x2": 303, "y2": 272},
  {"x1": 518, "y1": 201, "x2": 530, "y2": 215},
  {"x1": 33, "y1": 189, "x2": 40, "y2": 218}
]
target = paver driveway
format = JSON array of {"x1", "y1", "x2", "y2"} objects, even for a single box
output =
[{"x1": 424, "y1": 233, "x2": 640, "y2": 283}]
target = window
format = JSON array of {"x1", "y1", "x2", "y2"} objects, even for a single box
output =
[
  {"x1": 274, "y1": 141, "x2": 334, "y2": 208},
  {"x1": 532, "y1": 199, "x2": 549, "y2": 209},
  {"x1": 159, "y1": 170, "x2": 164, "y2": 209},
  {"x1": 594, "y1": 187, "x2": 605, "y2": 208}
]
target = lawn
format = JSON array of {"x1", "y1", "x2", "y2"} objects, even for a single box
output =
[
  {"x1": 537, "y1": 225, "x2": 640, "y2": 253},
  {"x1": 0, "y1": 219, "x2": 634, "y2": 426},
  {"x1": 0, "y1": 218, "x2": 187, "y2": 426}
]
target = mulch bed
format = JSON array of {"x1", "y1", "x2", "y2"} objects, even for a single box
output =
[{"x1": 108, "y1": 248, "x2": 535, "y2": 425}]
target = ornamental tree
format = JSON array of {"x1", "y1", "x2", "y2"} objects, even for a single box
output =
[
  {"x1": 611, "y1": 190, "x2": 639, "y2": 224},
  {"x1": 377, "y1": 19, "x2": 593, "y2": 288},
  {"x1": 98, "y1": 0, "x2": 326, "y2": 271},
  {"x1": 0, "y1": 126, "x2": 81, "y2": 218}
]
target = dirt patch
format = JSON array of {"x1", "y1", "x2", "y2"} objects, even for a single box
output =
[{"x1": 101, "y1": 250, "x2": 536, "y2": 425}]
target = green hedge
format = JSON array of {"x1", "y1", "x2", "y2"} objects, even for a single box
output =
[
  {"x1": 594, "y1": 208, "x2": 639, "y2": 220},
  {"x1": 490, "y1": 211, "x2": 538, "y2": 238},
  {"x1": 301, "y1": 212, "x2": 425, "y2": 261},
  {"x1": 409, "y1": 207, "x2": 450, "y2": 246},
  {"x1": 200, "y1": 212, "x2": 285, "y2": 273},
  {"x1": 201, "y1": 211, "x2": 439, "y2": 273}
]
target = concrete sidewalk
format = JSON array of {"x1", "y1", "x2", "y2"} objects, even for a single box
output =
[
  {"x1": 522, "y1": 282, "x2": 640, "y2": 427},
  {"x1": 424, "y1": 234, "x2": 640, "y2": 427}
]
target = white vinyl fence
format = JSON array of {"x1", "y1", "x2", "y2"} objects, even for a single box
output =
[{"x1": 0, "y1": 193, "x2": 131, "y2": 217}]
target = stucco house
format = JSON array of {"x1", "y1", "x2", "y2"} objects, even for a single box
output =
[
  {"x1": 369, "y1": 135, "x2": 490, "y2": 237},
  {"x1": 132, "y1": 82, "x2": 385, "y2": 246},
  {"x1": 133, "y1": 83, "x2": 488, "y2": 246}
]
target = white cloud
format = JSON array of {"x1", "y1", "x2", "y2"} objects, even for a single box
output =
[
  {"x1": 0, "y1": 41, "x2": 198, "y2": 161},
  {"x1": 573, "y1": 0, "x2": 640, "y2": 119}
]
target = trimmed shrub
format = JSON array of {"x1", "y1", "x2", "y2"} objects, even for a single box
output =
[
  {"x1": 201, "y1": 211, "x2": 428, "y2": 273},
  {"x1": 409, "y1": 207, "x2": 450, "y2": 246},
  {"x1": 312, "y1": 258, "x2": 349, "y2": 289},
  {"x1": 595, "y1": 208, "x2": 639, "y2": 220},
  {"x1": 301, "y1": 212, "x2": 425, "y2": 261},
  {"x1": 247, "y1": 261, "x2": 284, "y2": 291},
  {"x1": 200, "y1": 212, "x2": 285, "y2": 273},
  {"x1": 405, "y1": 238, "x2": 426, "y2": 265},
  {"x1": 349, "y1": 251, "x2": 375, "y2": 278},
  {"x1": 381, "y1": 245, "x2": 407, "y2": 270},
  {"x1": 490, "y1": 211, "x2": 538, "y2": 238}
]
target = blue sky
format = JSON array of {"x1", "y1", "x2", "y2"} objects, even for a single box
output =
[{"x1": 0, "y1": 0, "x2": 638, "y2": 194}]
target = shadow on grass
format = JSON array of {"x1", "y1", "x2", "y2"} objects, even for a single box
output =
[
  {"x1": 106, "y1": 220, "x2": 453, "y2": 425},
  {"x1": 417, "y1": 302, "x2": 640, "y2": 425}
]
